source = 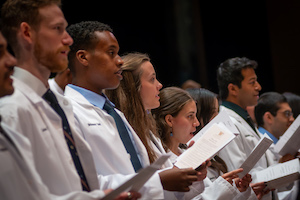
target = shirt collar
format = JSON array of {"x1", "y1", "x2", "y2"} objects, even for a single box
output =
[
  {"x1": 13, "y1": 67, "x2": 48, "y2": 97},
  {"x1": 222, "y1": 101, "x2": 249, "y2": 121},
  {"x1": 258, "y1": 127, "x2": 278, "y2": 144},
  {"x1": 68, "y1": 84, "x2": 114, "y2": 109}
]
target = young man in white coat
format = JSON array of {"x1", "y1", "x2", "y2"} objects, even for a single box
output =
[
  {"x1": 64, "y1": 21, "x2": 204, "y2": 199},
  {"x1": 216, "y1": 57, "x2": 277, "y2": 199},
  {"x1": 0, "y1": 0, "x2": 140, "y2": 199}
]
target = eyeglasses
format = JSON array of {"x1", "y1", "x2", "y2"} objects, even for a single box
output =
[{"x1": 280, "y1": 110, "x2": 294, "y2": 118}]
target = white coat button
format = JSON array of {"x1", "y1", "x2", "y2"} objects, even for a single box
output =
[{"x1": 63, "y1": 99, "x2": 68, "y2": 106}]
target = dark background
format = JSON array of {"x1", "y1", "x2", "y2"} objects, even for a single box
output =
[{"x1": 1, "y1": 0, "x2": 300, "y2": 95}]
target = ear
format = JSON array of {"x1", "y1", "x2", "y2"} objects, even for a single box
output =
[
  {"x1": 165, "y1": 114, "x2": 173, "y2": 128},
  {"x1": 20, "y1": 22, "x2": 34, "y2": 44},
  {"x1": 76, "y1": 50, "x2": 89, "y2": 66},
  {"x1": 228, "y1": 83, "x2": 239, "y2": 97},
  {"x1": 263, "y1": 112, "x2": 274, "y2": 124}
]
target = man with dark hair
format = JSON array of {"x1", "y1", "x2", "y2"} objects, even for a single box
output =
[
  {"x1": 216, "y1": 57, "x2": 276, "y2": 199},
  {"x1": 255, "y1": 92, "x2": 294, "y2": 144},
  {"x1": 0, "y1": 1, "x2": 140, "y2": 199}
]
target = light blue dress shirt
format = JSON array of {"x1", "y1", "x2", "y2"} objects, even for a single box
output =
[
  {"x1": 68, "y1": 84, "x2": 142, "y2": 164},
  {"x1": 258, "y1": 127, "x2": 278, "y2": 144}
]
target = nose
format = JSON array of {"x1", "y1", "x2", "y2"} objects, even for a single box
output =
[
  {"x1": 6, "y1": 51, "x2": 17, "y2": 67},
  {"x1": 255, "y1": 81, "x2": 262, "y2": 91},
  {"x1": 157, "y1": 81, "x2": 163, "y2": 90},
  {"x1": 62, "y1": 31, "x2": 73, "y2": 46},
  {"x1": 116, "y1": 55, "x2": 123, "y2": 68},
  {"x1": 194, "y1": 118, "x2": 200, "y2": 127}
]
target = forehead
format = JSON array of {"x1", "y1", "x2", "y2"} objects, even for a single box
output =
[
  {"x1": 141, "y1": 61, "x2": 154, "y2": 76},
  {"x1": 241, "y1": 67, "x2": 256, "y2": 80},
  {"x1": 278, "y1": 102, "x2": 292, "y2": 111},
  {"x1": 38, "y1": 4, "x2": 67, "y2": 26},
  {"x1": 179, "y1": 100, "x2": 196, "y2": 114},
  {"x1": 94, "y1": 31, "x2": 119, "y2": 50}
]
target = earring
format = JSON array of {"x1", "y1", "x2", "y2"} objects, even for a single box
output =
[{"x1": 170, "y1": 127, "x2": 173, "y2": 136}]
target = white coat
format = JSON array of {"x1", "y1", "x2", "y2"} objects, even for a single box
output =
[
  {"x1": 168, "y1": 148, "x2": 258, "y2": 200},
  {"x1": 0, "y1": 67, "x2": 103, "y2": 198},
  {"x1": 150, "y1": 132, "x2": 206, "y2": 199},
  {"x1": 64, "y1": 85, "x2": 164, "y2": 199},
  {"x1": 218, "y1": 105, "x2": 277, "y2": 200},
  {"x1": 0, "y1": 121, "x2": 105, "y2": 200},
  {"x1": 218, "y1": 105, "x2": 277, "y2": 173}
]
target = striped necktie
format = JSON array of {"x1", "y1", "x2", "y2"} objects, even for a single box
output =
[{"x1": 42, "y1": 89, "x2": 90, "y2": 191}]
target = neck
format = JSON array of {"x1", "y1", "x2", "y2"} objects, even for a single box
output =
[
  {"x1": 72, "y1": 79, "x2": 103, "y2": 95},
  {"x1": 225, "y1": 97, "x2": 246, "y2": 110},
  {"x1": 169, "y1": 140, "x2": 181, "y2": 156},
  {"x1": 17, "y1": 60, "x2": 50, "y2": 88}
]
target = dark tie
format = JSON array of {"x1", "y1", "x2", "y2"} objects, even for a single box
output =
[
  {"x1": 42, "y1": 89, "x2": 90, "y2": 192},
  {"x1": 246, "y1": 115, "x2": 260, "y2": 138},
  {"x1": 103, "y1": 100, "x2": 142, "y2": 172}
]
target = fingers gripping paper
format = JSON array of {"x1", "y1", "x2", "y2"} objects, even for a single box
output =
[{"x1": 175, "y1": 123, "x2": 236, "y2": 169}]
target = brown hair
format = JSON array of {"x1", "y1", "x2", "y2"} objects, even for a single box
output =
[
  {"x1": 1, "y1": 0, "x2": 61, "y2": 56},
  {"x1": 105, "y1": 52, "x2": 158, "y2": 163},
  {"x1": 152, "y1": 87, "x2": 194, "y2": 151}
]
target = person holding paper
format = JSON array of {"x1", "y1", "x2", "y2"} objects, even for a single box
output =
[
  {"x1": 188, "y1": 88, "x2": 273, "y2": 199},
  {"x1": 0, "y1": 3, "x2": 139, "y2": 200},
  {"x1": 216, "y1": 57, "x2": 278, "y2": 199},
  {"x1": 65, "y1": 22, "x2": 201, "y2": 199},
  {"x1": 105, "y1": 52, "x2": 207, "y2": 199},
  {"x1": 152, "y1": 87, "x2": 257, "y2": 200}
]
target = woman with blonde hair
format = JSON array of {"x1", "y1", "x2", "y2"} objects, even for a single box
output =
[{"x1": 105, "y1": 52, "x2": 208, "y2": 199}]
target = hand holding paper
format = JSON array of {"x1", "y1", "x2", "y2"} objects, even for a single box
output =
[{"x1": 175, "y1": 123, "x2": 236, "y2": 169}]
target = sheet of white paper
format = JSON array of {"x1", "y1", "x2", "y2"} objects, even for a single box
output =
[
  {"x1": 175, "y1": 123, "x2": 236, "y2": 169},
  {"x1": 238, "y1": 134, "x2": 273, "y2": 178},
  {"x1": 188, "y1": 110, "x2": 239, "y2": 145},
  {"x1": 255, "y1": 158, "x2": 300, "y2": 189},
  {"x1": 102, "y1": 153, "x2": 171, "y2": 200},
  {"x1": 274, "y1": 114, "x2": 300, "y2": 156}
]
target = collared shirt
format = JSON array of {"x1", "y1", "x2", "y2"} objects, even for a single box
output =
[
  {"x1": 222, "y1": 101, "x2": 258, "y2": 135},
  {"x1": 13, "y1": 67, "x2": 48, "y2": 97},
  {"x1": 258, "y1": 127, "x2": 278, "y2": 144},
  {"x1": 68, "y1": 84, "x2": 142, "y2": 163}
]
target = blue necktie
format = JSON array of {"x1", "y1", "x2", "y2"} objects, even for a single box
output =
[
  {"x1": 103, "y1": 100, "x2": 143, "y2": 172},
  {"x1": 43, "y1": 89, "x2": 90, "y2": 191}
]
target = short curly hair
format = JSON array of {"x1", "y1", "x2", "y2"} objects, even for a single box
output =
[{"x1": 67, "y1": 21, "x2": 113, "y2": 76}]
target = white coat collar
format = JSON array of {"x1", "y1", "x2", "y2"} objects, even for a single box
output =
[{"x1": 13, "y1": 67, "x2": 47, "y2": 97}]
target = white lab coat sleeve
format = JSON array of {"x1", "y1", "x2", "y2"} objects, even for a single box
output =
[
  {"x1": 174, "y1": 180, "x2": 205, "y2": 200},
  {"x1": 192, "y1": 177, "x2": 239, "y2": 200},
  {"x1": 232, "y1": 181, "x2": 258, "y2": 200}
]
